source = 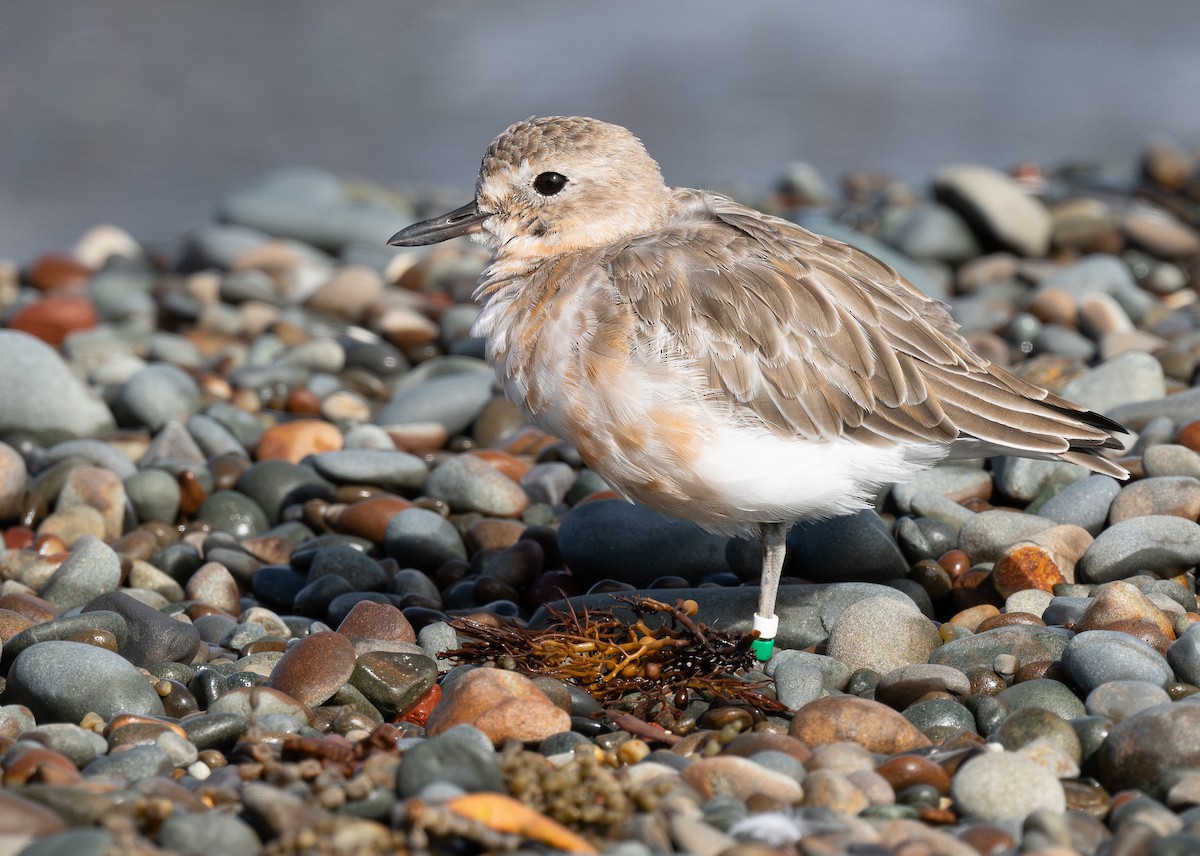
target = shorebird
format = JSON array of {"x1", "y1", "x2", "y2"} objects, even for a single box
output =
[{"x1": 388, "y1": 116, "x2": 1129, "y2": 660}]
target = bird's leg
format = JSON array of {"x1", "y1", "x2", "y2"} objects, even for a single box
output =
[{"x1": 751, "y1": 521, "x2": 789, "y2": 662}]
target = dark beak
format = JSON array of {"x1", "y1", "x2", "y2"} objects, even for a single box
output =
[{"x1": 387, "y1": 200, "x2": 486, "y2": 247}]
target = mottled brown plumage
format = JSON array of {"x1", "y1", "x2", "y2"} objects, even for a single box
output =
[{"x1": 389, "y1": 116, "x2": 1129, "y2": 657}]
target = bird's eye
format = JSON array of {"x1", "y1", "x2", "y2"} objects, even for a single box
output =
[{"x1": 533, "y1": 172, "x2": 568, "y2": 196}]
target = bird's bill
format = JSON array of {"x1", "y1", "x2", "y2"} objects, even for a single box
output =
[{"x1": 387, "y1": 200, "x2": 486, "y2": 246}]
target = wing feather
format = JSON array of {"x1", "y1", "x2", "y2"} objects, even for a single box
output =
[{"x1": 603, "y1": 190, "x2": 1125, "y2": 470}]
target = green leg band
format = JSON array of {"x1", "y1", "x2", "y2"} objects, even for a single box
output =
[{"x1": 751, "y1": 637, "x2": 775, "y2": 661}]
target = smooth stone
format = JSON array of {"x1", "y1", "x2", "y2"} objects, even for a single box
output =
[
  {"x1": 559, "y1": 499, "x2": 731, "y2": 587},
  {"x1": 826, "y1": 596, "x2": 941, "y2": 674},
  {"x1": 1062, "y1": 630, "x2": 1174, "y2": 693},
  {"x1": 930, "y1": 625, "x2": 1071, "y2": 673},
  {"x1": 7, "y1": 640, "x2": 165, "y2": 721},
  {"x1": 186, "y1": 413, "x2": 248, "y2": 459},
  {"x1": 2, "y1": 611, "x2": 127, "y2": 663},
  {"x1": 204, "y1": 401, "x2": 267, "y2": 450},
  {"x1": 307, "y1": 449, "x2": 427, "y2": 491},
  {"x1": 1099, "y1": 700, "x2": 1200, "y2": 797},
  {"x1": 124, "y1": 468, "x2": 182, "y2": 524},
  {"x1": 1109, "y1": 476, "x2": 1200, "y2": 523},
  {"x1": 307, "y1": 544, "x2": 386, "y2": 591},
  {"x1": 15, "y1": 829, "x2": 111, "y2": 856},
  {"x1": 159, "y1": 812, "x2": 261, "y2": 856},
  {"x1": 903, "y1": 698, "x2": 977, "y2": 737},
  {"x1": 992, "y1": 457, "x2": 1087, "y2": 503},
  {"x1": 519, "y1": 462, "x2": 577, "y2": 507},
  {"x1": 424, "y1": 454, "x2": 529, "y2": 518},
  {"x1": 395, "y1": 726, "x2": 505, "y2": 797},
  {"x1": 207, "y1": 685, "x2": 313, "y2": 725},
  {"x1": 1078, "y1": 515, "x2": 1200, "y2": 583},
  {"x1": 196, "y1": 490, "x2": 270, "y2": 539},
  {"x1": 38, "y1": 439, "x2": 135, "y2": 480},
  {"x1": 789, "y1": 696, "x2": 931, "y2": 753},
  {"x1": 40, "y1": 535, "x2": 121, "y2": 610},
  {"x1": 785, "y1": 510, "x2": 910, "y2": 583},
  {"x1": 892, "y1": 202, "x2": 981, "y2": 264},
  {"x1": 933, "y1": 164, "x2": 1051, "y2": 255},
  {"x1": 1061, "y1": 351, "x2": 1166, "y2": 413},
  {"x1": 958, "y1": 510, "x2": 1056, "y2": 563},
  {"x1": 1030, "y1": 254, "x2": 1152, "y2": 325},
  {"x1": 26, "y1": 723, "x2": 108, "y2": 767},
  {"x1": 990, "y1": 707, "x2": 1083, "y2": 765},
  {"x1": 890, "y1": 466, "x2": 993, "y2": 514},
  {"x1": 115, "y1": 363, "x2": 201, "y2": 431},
  {"x1": 235, "y1": 459, "x2": 334, "y2": 523},
  {"x1": 425, "y1": 668, "x2": 570, "y2": 744},
  {"x1": 220, "y1": 167, "x2": 409, "y2": 251},
  {"x1": 1144, "y1": 445, "x2": 1200, "y2": 479},
  {"x1": 383, "y1": 508, "x2": 468, "y2": 572},
  {"x1": 348, "y1": 650, "x2": 437, "y2": 717},
  {"x1": 1168, "y1": 623, "x2": 1200, "y2": 686},
  {"x1": 269, "y1": 630, "x2": 357, "y2": 707},
  {"x1": 1035, "y1": 475, "x2": 1121, "y2": 536},
  {"x1": 0, "y1": 331, "x2": 116, "y2": 445},
  {"x1": 681, "y1": 756, "x2": 804, "y2": 804},
  {"x1": 81, "y1": 591, "x2": 202, "y2": 667},
  {"x1": 81, "y1": 743, "x2": 173, "y2": 781},
  {"x1": 185, "y1": 562, "x2": 241, "y2": 613},
  {"x1": 950, "y1": 751, "x2": 1066, "y2": 821},
  {"x1": 874, "y1": 664, "x2": 971, "y2": 710},
  {"x1": 55, "y1": 465, "x2": 125, "y2": 540},
  {"x1": 377, "y1": 369, "x2": 495, "y2": 436},
  {"x1": 0, "y1": 441, "x2": 27, "y2": 520},
  {"x1": 1086, "y1": 680, "x2": 1172, "y2": 722},
  {"x1": 997, "y1": 678, "x2": 1087, "y2": 720},
  {"x1": 337, "y1": 599, "x2": 417, "y2": 645}
]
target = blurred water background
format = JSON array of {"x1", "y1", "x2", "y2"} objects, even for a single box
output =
[{"x1": 2, "y1": 0, "x2": 1199, "y2": 262}]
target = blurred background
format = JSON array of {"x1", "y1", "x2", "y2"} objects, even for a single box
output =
[{"x1": 2, "y1": 0, "x2": 1199, "y2": 263}]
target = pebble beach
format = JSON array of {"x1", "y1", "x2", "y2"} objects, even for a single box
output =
[{"x1": 0, "y1": 140, "x2": 1199, "y2": 856}]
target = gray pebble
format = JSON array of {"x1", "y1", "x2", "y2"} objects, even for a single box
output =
[
  {"x1": 124, "y1": 469, "x2": 182, "y2": 524},
  {"x1": 1167, "y1": 623, "x2": 1200, "y2": 685},
  {"x1": 197, "y1": 490, "x2": 270, "y2": 539},
  {"x1": 82, "y1": 743, "x2": 173, "y2": 781},
  {"x1": 7, "y1": 640, "x2": 165, "y2": 722},
  {"x1": 307, "y1": 449, "x2": 428, "y2": 490},
  {"x1": 424, "y1": 454, "x2": 528, "y2": 517},
  {"x1": 40, "y1": 536, "x2": 121, "y2": 610},
  {"x1": 826, "y1": 596, "x2": 941, "y2": 675},
  {"x1": 1063, "y1": 630, "x2": 1173, "y2": 693},
  {"x1": 115, "y1": 363, "x2": 201, "y2": 431},
  {"x1": 1061, "y1": 351, "x2": 1166, "y2": 413},
  {"x1": 186, "y1": 413, "x2": 249, "y2": 458},
  {"x1": 1078, "y1": 515, "x2": 1200, "y2": 583},
  {"x1": 997, "y1": 678, "x2": 1087, "y2": 720},
  {"x1": 0, "y1": 331, "x2": 116, "y2": 445},
  {"x1": 890, "y1": 466, "x2": 992, "y2": 514},
  {"x1": 159, "y1": 812, "x2": 261, "y2": 856},
  {"x1": 1144, "y1": 444, "x2": 1200, "y2": 479},
  {"x1": 378, "y1": 367, "x2": 495, "y2": 436},
  {"x1": 951, "y1": 751, "x2": 1065, "y2": 821},
  {"x1": 1085, "y1": 680, "x2": 1172, "y2": 722},
  {"x1": 1035, "y1": 475, "x2": 1121, "y2": 535},
  {"x1": 992, "y1": 457, "x2": 1088, "y2": 503},
  {"x1": 383, "y1": 508, "x2": 468, "y2": 571},
  {"x1": 958, "y1": 510, "x2": 1056, "y2": 563}
]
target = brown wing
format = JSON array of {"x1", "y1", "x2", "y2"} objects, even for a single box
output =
[{"x1": 605, "y1": 190, "x2": 1126, "y2": 474}]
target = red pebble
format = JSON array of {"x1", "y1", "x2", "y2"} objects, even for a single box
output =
[{"x1": 395, "y1": 684, "x2": 442, "y2": 727}]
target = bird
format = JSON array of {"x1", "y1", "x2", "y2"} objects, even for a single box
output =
[{"x1": 388, "y1": 116, "x2": 1129, "y2": 660}]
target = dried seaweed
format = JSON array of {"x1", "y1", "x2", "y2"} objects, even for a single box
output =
[{"x1": 446, "y1": 596, "x2": 787, "y2": 720}]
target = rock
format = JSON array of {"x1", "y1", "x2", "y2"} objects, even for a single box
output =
[
  {"x1": 395, "y1": 725, "x2": 505, "y2": 797},
  {"x1": 424, "y1": 454, "x2": 529, "y2": 517},
  {"x1": 930, "y1": 625, "x2": 1071, "y2": 673},
  {"x1": 377, "y1": 366, "x2": 495, "y2": 436},
  {"x1": 958, "y1": 511, "x2": 1055, "y2": 563},
  {"x1": 269, "y1": 631, "x2": 357, "y2": 707},
  {"x1": 874, "y1": 664, "x2": 971, "y2": 710},
  {"x1": 558, "y1": 499, "x2": 731, "y2": 588},
  {"x1": 950, "y1": 751, "x2": 1066, "y2": 821},
  {"x1": 784, "y1": 510, "x2": 909, "y2": 583},
  {"x1": 425, "y1": 668, "x2": 570, "y2": 744},
  {"x1": 7, "y1": 640, "x2": 165, "y2": 721},
  {"x1": 82, "y1": 591, "x2": 202, "y2": 667},
  {"x1": 158, "y1": 812, "x2": 261, "y2": 856},
  {"x1": 789, "y1": 696, "x2": 931, "y2": 754},
  {"x1": 257, "y1": 419, "x2": 344, "y2": 463},
  {"x1": 1078, "y1": 516, "x2": 1200, "y2": 583},
  {"x1": 349, "y1": 650, "x2": 437, "y2": 717},
  {"x1": 115, "y1": 364, "x2": 201, "y2": 431},
  {"x1": 307, "y1": 449, "x2": 427, "y2": 491},
  {"x1": 1036, "y1": 475, "x2": 1121, "y2": 536},
  {"x1": 933, "y1": 165, "x2": 1051, "y2": 256},
  {"x1": 40, "y1": 536, "x2": 121, "y2": 610},
  {"x1": 1109, "y1": 476, "x2": 1200, "y2": 523},
  {"x1": 826, "y1": 596, "x2": 941, "y2": 674},
  {"x1": 681, "y1": 756, "x2": 804, "y2": 804},
  {"x1": 1099, "y1": 700, "x2": 1200, "y2": 797},
  {"x1": 1061, "y1": 351, "x2": 1166, "y2": 414},
  {"x1": 196, "y1": 490, "x2": 270, "y2": 539},
  {"x1": 0, "y1": 331, "x2": 116, "y2": 444},
  {"x1": 383, "y1": 508, "x2": 467, "y2": 571},
  {"x1": 1062, "y1": 630, "x2": 1174, "y2": 693}
]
